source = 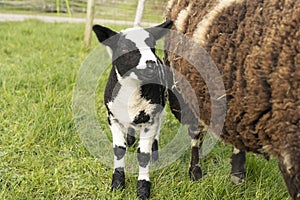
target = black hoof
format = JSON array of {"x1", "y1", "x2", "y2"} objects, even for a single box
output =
[
  {"x1": 189, "y1": 166, "x2": 202, "y2": 181},
  {"x1": 230, "y1": 172, "x2": 245, "y2": 184},
  {"x1": 111, "y1": 168, "x2": 125, "y2": 190},
  {"x1": 137, "y1": 180, "x2": 151, "y2": 200}
]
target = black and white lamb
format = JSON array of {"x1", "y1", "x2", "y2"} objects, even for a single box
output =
[
  {"x1": 93, "y1": 21, "x2": 173, "y2": 200},
  {"x1": 164, "y1": 0, "x2": 300, "y2": 199}
]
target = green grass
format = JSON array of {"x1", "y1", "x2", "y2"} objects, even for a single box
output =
[{"x1": 0, "y1": 20, "x2": 290, "y2": 199}]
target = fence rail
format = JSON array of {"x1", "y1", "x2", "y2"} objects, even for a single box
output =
[{"x1": 0, "y1": 0, "x2": 168, "y2": 23}]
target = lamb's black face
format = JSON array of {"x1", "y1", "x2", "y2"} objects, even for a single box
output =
[
  {"x1": 111, "y1": 28, "x2": 160, "y2": 81},
  {"x1": 93, "y1": 21, "x2": 173, "y2": 82}
]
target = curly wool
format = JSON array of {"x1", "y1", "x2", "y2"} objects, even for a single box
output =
[
  {"x1": 165, "y1": 0, "x2": 300, "y2": 157},
  {"x1": 165, "y1": 1, "x2": 300, "y2": 199},
  {"x1": 165, "y1": 2, "x2": 300, "y2": 197}
]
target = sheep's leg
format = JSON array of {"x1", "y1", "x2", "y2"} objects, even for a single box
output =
[
  {"x1": 110, "y1": 119, "x2": 127, "y2": 190},
  {"x1": 167, "y1": 87, "x2": 203, "y2": 180},
  {"x1": 278, "y1": 153, "x2": 300, "y2": 200},
  {"x1": 230, "y1": 147, "x2": 246, "y2": 184},
  {"x1": 137, "y1": 122, "x2": 160, "y2": 200},
  {"x1": 127, "y1": 127, "x2": 136, "y2": 147},
  {"x1": 189, "y1": 124, "x2": 203, "y2": 181}
]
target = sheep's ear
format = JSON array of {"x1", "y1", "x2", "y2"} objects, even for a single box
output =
[
  {"x1": 93, "y1": 25, "x2": 118, "y2": 47},
  {"x1": 146, "y1": 20, "x2": 173, "y2": 40}
]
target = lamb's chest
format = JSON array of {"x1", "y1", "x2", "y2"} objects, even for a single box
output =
[{"x1": 107, "y1": 82, "x2": 156, "y2": 126}]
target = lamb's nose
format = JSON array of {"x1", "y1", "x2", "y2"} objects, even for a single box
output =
[
  {"x1": 145, "y1": 60, "x2": 157, "y2": 74},
  {"x1": 146, "y1": 60, "x2": 156, "y2": 68},
  {"x1": 137, "y1": 61, "x2": 158, "y2": 81}
]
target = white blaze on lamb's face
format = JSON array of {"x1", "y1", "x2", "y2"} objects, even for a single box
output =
[
  {"x1": 93, "y1": 21, "x2": 173, "y2": 200},
  {"x1": 123, "y1": 28, "x2": 157, "y2": 70},
  {"x1": 108, "y1": 28, "x2": 162, "y2": 83}
]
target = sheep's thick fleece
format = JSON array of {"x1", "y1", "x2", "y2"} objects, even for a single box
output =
[{"x1": 164, "y1": 0, "x2": 300, "y2": 199}]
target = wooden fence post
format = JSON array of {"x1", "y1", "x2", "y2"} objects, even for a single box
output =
[
  {"x1": 134, "y1": 0, "x2": 146, "y2": 27},
  {"x1": 84, "y1": 0, "x2": 95, "y2": 48}
]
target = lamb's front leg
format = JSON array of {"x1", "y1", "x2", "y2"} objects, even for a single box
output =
[
  {"x1": 110, "y1": 119, "x2": 127, "y2": 190},
  {"x1": 137, "y1": 125, "x2": 158, "y2": 200}
]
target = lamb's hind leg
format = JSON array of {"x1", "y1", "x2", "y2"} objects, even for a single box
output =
[
  {"x1": 189, "y1": 124, "x2": 203, "y2": 181},
  {"x1": 230, "y1": 147, "x2": 246, "y2": 184},
  {"x1": 151, "y1": 135, "x2": 159, "y2": 162},
  {"x1": 127, "y1": 127, "x2": 136, "y2": 147},
  {"x1": 151, "y1": 113, "x2": 163, "y2": 162}
]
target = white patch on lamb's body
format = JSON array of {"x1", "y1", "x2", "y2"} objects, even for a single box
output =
[
  {"x1": 108, "y1": 69, "x2": 155, "y2": 126},
  {"x1": 174, "y1": 3, "x2": 192, "y2": 32},
  {"x1": 128, "y1": 90, "x2": 155, "y2": 120},
  {"x1": 192, "y1": 0, "x2": 243, "y2": 46},
  {"x1": 123, "y1": 28, "x2": 157, "y2": 70}
]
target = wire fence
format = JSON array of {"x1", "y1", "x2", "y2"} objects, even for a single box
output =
[{"x1": 0, "y1": 0, "x2": 168, "y2": 23}]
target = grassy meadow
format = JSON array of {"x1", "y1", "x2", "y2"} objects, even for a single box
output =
[{"x1": 0, "y1": 20, "x2": 290, "y2": 199}]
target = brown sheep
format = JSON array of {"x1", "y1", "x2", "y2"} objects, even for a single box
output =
[{"x1": 164, "y1": 0, "x2": 300, "y2": 199}]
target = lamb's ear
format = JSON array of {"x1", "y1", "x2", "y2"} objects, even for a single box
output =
[
  {"x1": 93, "y1": 25, "x2": 118, "y2": 47},
  {"x1": 146, "y1": 20, "x2": 173, "y2": 40}
]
